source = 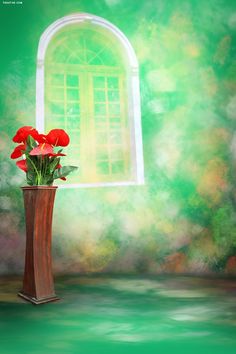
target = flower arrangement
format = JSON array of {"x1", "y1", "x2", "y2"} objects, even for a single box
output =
[{"x1": 10, "y1": 126, "x2": 77, "y2": 185}]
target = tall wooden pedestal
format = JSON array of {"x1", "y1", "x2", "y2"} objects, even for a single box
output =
[{"x1": 18, "y1": 186, "x2": 59, "y2": 305}]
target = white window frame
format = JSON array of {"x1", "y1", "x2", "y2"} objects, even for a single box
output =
[{"x1": 36, "y1": 13, "x2": 144, "y2": 188}]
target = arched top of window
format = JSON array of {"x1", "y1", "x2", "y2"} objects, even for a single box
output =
[
  {"x1": 36, "y1": 13, "x2": 144, "y2": 188},
  {"x1": 46, "y1": 27, "x2": 121, "y2": 66},
  {"x1": 37, "y1": 13, "x2": 138, "y2": 68}
]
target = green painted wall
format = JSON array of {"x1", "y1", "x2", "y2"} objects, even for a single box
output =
[{"x1": 1, "y1": 0, "x2": 236, "y2": 275}]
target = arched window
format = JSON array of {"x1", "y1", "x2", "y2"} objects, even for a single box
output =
[{"x1": 36, "y1": 13, "x2": 144, "y2": 187}]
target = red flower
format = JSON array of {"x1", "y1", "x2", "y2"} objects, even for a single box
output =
[
  {"x1": 29, "y1": 143, "x2": 53, "y2": 156},
  {"x1": 36, "y1": 134, "x2": 47, "y2": 143},
  {"x1": 10, "y1": 125, "x2": 75, "y2": 185},
  {"x1": 13, "y1": 126, "x2": 40, "y2": 143},
  {"x1": 46, "y1": 129, "x2": 70, "y2": 147},
  {"x1": 10, "y1": 144, "x2": 26, "y2": 159},
  {"x1": 16, "y1": 159, "x2": 27, "y2": 172}
]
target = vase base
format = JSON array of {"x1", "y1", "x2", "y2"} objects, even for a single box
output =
[{"x1": 18, "y1": 291, "x2": 60, "y2": 305}]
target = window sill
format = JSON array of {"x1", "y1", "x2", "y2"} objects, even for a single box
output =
[{"x1": 56, "y1": 180, "x2": 145, "y2": 189}]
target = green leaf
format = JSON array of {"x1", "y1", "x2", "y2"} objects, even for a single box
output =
[
  {"x1": 26, "y1": 135, "x2": 37, "y2": 152},
  {"x1": 53, "y1": 166, "x2": 78, "y2": 180},
  {"x1": 49, "y1": 157, "x2": 60, "y2": 173},
  {"x1": 41, "y1": 175, "x2": 54, "y2": 186},
  {"x1": 26, "y1": 156, "x2": 38, "y2": 173},
  {"x1": 26, "y1": 169, "x2": 37, "y2": 185}
]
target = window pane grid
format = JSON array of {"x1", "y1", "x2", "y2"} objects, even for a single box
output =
[
  {"x1": 46, "y1": 72, "x2": 81, "y2": 177},
  {"x1": 64, "y1": 74, "x2": 81, "y2": 152},
  {"x1": 45, "y1": 65, "x2": 130, "y2": 182},
  {"x1": 92, "y1": 74, "x2": 128, "y2": 178}
]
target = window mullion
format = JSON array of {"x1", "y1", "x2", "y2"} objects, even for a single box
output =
[
  {"x1": 79, "y1": 71, "x2": 88, "y2": 182},
  {"x1": 120, "y1": 74, "x2": 130, "y2": 179},
  {"x1": 87, "y1": 72, "x2": 97, "y2": 182}
]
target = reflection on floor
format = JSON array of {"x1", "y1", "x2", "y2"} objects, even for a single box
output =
[{"x1": 0, "y1": 275, "x2": 236, "y2": 354}]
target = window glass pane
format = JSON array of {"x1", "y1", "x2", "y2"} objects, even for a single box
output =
[
  {"x1": 94, "y1": 104, "x2": 106, "y2": 116},
  {"x1": 99, "y1": 49, "x2": 119, "y2": 66},
  {"x1": 94, "y1": 90, "x2": 106, "y2": 102},
  {"x1": 96, "y1": 148, "x2": 109, "y2": 161},
  {"x1": 67, "y1": 116, "x2": 80, "y2": 130},
  {"x1": 66, "y1": 103, "x2": 80, "y2": 115},
  {"x1": 66, "y1": 147, "x2": 80, "y2": 166},
  {"x1": 67, "y1": 147, "x2": 80, "y2": 157},
  {"x1": 95, "y1": 117, "x2": 107, "y2": 128},
  {"x1": 109, "y1": 104, "x2": 120, "y2": 115},
  {"x1": 110, "y1": 130, "x2": 122, "y2": 144},
  {"x1": 52, "y1": 47, "x2": 68, "y2": 63},
  {"x1": 66, "y1": 75, "x2": 79, "y2": 87},
  {"x1": 97, "y1": 161, "x2": 109, "y2": 175},
  {"x1": 111, "y1": 148, "x2": 123, "y2": 160},
  {"x1": 67, "y1": 52, "x2": 84, "y2": 65},
  {"x1": 96, "y1": 131, "x2": 108, "y2": 144},
  {"x1": 69, "y1": 131, "x2": 80, "y2": 145},
  {"x1": 107, "y1": 77, "x2": 118, "y2": 89},
  {"x1": 89, "y1": 55, "x2": 104, "y2": 65},
  {"x1": 111, "y1": 161, "x2": 124, "y2": 174},
  {"x1": 93, "y1": 76, "x2": 105, "y2": 89},
  {"x1": 108, "y1": 90, "x2": 119, "y2": 102},
  {"x1": 67, "y1": 89, "x2": 79, "y2": 101},
  {"x1": 110, "y1": 117, "x2": 121, "y2": 124}
]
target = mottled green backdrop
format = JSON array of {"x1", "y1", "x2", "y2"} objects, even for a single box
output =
[{"x1": 0, "y1": 0, "x2": 236, "y2": 275}]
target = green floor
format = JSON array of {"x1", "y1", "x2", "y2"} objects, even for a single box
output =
[{"x1": 0, "y1": 275, "x2": 236, "y2": 354}]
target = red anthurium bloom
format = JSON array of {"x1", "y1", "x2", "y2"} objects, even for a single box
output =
[
  {"x1": 16, "y1": 159, "x2": 27, "y2": 172},
  {"x1": 36, "y1": 134, "x2": 47, "y2": 143},
  {"x1": 10, "y1": 144, "x2": 26, "y2": 159},
  {"x1": 46, "y1": 129, "x2": 70, "y2": 147},
  {"x1": 29, "y1": 143, "x2": 54, "y2": 156},
  {"x1": 11, "y1": 125, "x2": 76, "y2": 185},
  {"x1": 13, "y1": 126, "x2": 40, "y2": 143}
]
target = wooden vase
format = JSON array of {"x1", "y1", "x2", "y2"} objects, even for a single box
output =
[{"x1": 18, "y1": 186, "x2": 59, "y2": 305}]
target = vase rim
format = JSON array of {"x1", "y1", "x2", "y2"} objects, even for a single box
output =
[{"x1": 21, "y1": 185, "x2": 58, "y2": 190}]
